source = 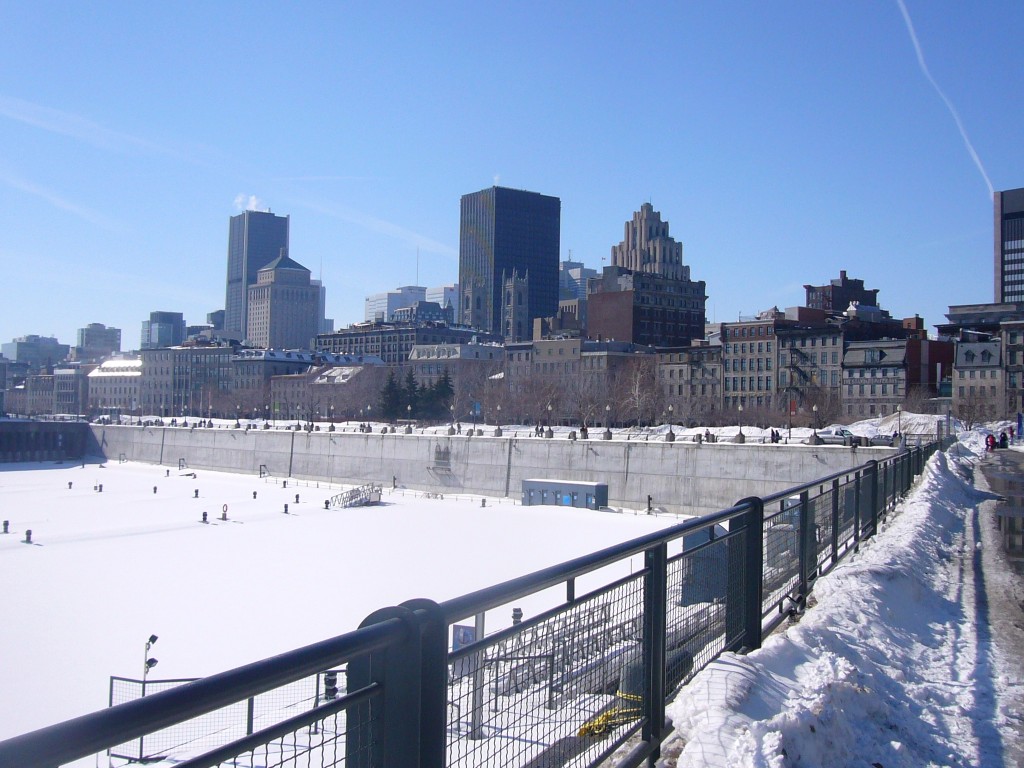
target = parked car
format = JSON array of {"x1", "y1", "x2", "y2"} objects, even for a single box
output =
[{"x1": 805, "y1": 427, "x2": 854, "y2": 445}]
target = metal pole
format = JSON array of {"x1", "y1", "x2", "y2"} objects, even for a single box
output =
[
  {"x1": 469, "y1": 612, "x2": 486, "y2": 740},
  {"x1": 830, "y1": 478, "x2": 840, "y2": 566},
  {"x1": 735, "y1": 497, "x2": 765, "y2": 651},
  {"x1": 642, "y1": 543, "x2": 668, "y2": 761},
  {"x1": 797, "y1": 490, "x2": 812, "y2": 610},
  {"x1": 867, "y1": 460, "x2": 879, "y2": 538}
]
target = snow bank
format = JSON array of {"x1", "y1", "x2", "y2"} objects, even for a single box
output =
[{"x1": 664, "y1": 432, "x2": 1009, "y2": 767}]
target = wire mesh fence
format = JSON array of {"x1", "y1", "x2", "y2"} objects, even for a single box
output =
[
  {"x1": 445, "y1": 572, "x2": 647, "y2": 768},
  {"x1": 108, "y1": 671, "x2": 343, "y2": 765},
  {"x1": 762, "y1": 496, "x2": 802, "y2": 615},
  {"x1": 175, "y1": 689, "x2": 377, "y2": 768},
  {"x1": 667, "y1": 536, "x2": 732, "y2": 690}
]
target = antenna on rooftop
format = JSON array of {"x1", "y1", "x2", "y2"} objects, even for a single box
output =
[{"x1": 416, "y1": 247, "x2": 420, "y2": 287}]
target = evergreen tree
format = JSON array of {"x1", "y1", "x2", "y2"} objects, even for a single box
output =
[
  {"x1": 433, "y1": 369, "x2": 454, "y2": 412},
  {"x1": 417, "y1": 381, "x2": 433, "y2": 419},
  {"x1": 379, "y1": 371, "x2": 402, "y2": 421},
  {"x1": 403, "y1": 369, "x2": 419, "y2": 417}
]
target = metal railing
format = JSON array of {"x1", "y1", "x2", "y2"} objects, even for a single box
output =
[{"x1": 0, "y1": 441, "x2": 944, "y2": 768}]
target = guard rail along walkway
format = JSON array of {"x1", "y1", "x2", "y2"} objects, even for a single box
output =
[{"x1": 0, "y1": 440, "x2": 945, "y2": 768}]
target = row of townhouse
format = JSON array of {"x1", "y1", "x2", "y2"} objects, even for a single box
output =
[
  {"x1": 3, "y1": 345, "x2": 384, "y2": 420},
  {"x1": 712, "y1": 305, "x2": 953, "y2": 423},
  {"x1": 20, "y1": 307, "x2": 1022, "y2": 431}
]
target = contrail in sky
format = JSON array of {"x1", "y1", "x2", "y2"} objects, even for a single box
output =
[
  {"x1": 895, "y1": 0, "x2": 993, "y2": 199},
  {"x1": 0, "y1": 169, "x2": 121, "y2": 230}
]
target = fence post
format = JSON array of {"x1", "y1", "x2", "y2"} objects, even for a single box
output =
[
  {"x1": 830, "y1": 478, "x2": 840, "y2": 566},
  {"x1": 853, "y1": 470, "x2": 862, "y2": 553},
  {"x1": 797, "y1": 490, "x2": 812, "y2": 611},
  {"x1": 866, "y1": 460, "x2": 879, "y2": 538},
  {"x1": 346, "y1": 606, "x2": 422, "y2": 768},
  {"x1": 400, "y1": 599, "x2": 448, "y2": 768},
  {"x1": 731, "y1": 498, "x2": 764, "y2": 652},
  {"x1": 642, "y1": 542, "x2": 668, "y2": 762}
]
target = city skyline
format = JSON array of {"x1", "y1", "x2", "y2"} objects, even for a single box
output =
[{"x1": 2, "y1": 3, "x2": 1023, "y2": 346}]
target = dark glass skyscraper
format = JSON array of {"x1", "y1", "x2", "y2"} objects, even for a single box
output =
[
  {"x1": 140, "y1": 311, "x2": 185, "y2": 349},
  {"x1": 224, "y1": 210, "x2": 290, "y2": 336},
  {"x1": 994, "y1": 188, "x2": 1024, "y2": 304},
  {"x1": 459, "y1": 186, "x2": 560, "y2": 339}
]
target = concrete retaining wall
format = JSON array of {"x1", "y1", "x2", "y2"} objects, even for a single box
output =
[{"x1": 90, "y1": 425, "x2": 897, "y2": 516}]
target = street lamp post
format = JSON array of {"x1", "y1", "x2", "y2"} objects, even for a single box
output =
[
  {"x1": 896, "y1": 404, "x2": 902, "y2": 436},
  {"x1": 405, "y1": 404, "x2": 413, "y2": 433},
  {"x1": 666, "y1": 404, "x2": 675, "y2": 442},
  {"x1": 329, "y1": 404, "x2": 335, "y2": 431},
  {"x1": 787, "y1": 392, "x2": 794, "y2": 441},
  {"x1": 494, "y1": 404, "x2": 502, "y2": 437},
  {"x1": 142, "y1": 634, "x2": 159, "y2": 695},
  {"x1": 604, "y1": 404, "x2": 612, "y2": 440},
  {"x1": 736, "y1": 403, "x2": 745, "y2": 443},
  {"x1": 545, "y1": 404, "x2": 553, "y2": 438}
]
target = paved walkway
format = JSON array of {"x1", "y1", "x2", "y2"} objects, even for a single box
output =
[{"x1": 975, "y1": 447, "x2": 1024, "y2": 766}]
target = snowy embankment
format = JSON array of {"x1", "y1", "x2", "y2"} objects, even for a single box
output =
[{"x1": 663, "y1": 432, "x2": 1015, "y2": 767}]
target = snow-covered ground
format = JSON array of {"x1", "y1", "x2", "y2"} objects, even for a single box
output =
[
  {"x1": 0, "y1": 460, "x2": 678, "y2": 746},
  {"x1": 663, "y1": 427, "x2": 1024, "y2": 767},
  {"x1": 2, "y1": 411, "x2": 1020, "y2": 768}
]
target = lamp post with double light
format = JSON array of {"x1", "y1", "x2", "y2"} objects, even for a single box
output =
[{"x1": 142, "y1": 634, "x2": 159, "y2": 695}]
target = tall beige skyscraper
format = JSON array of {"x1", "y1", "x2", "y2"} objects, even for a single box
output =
[{"x1": 246, "y1": 252, "x2": 319, "y2": 349}]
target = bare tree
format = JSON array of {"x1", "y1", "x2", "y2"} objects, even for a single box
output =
[
  {"x1": 509, "y1": 375, "x2": 562, "y2": 426},
  {"x1": 564, "y1": 371, "x2": 606, "y2": 428},
  {"x1": 955, "y1": 388, "x2": 1000, "y2": 430},
  {"x1": 901, "y1": 384, "x2": 934, "y2": 415},
  {"x1": 615, "y1": 356, "x2": 660, "y2": 427},
  {"x1": 801, "y1": 386, "x2": 842, "y2": 428},
  {"x1": 445, "y1": 362, "x2": 502, "y2": 426}
]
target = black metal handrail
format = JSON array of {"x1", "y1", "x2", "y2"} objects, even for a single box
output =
[
  {"x1": 0, "y1": 617, "x2": 407, "y2": 768},
  {"x1": 439, "y1": 502, "x2": 748, "y2": 626}
]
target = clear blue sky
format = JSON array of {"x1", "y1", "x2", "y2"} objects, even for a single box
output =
[{"x1": 2, "y1": 1, "x2": 1021, "y2": 349}]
